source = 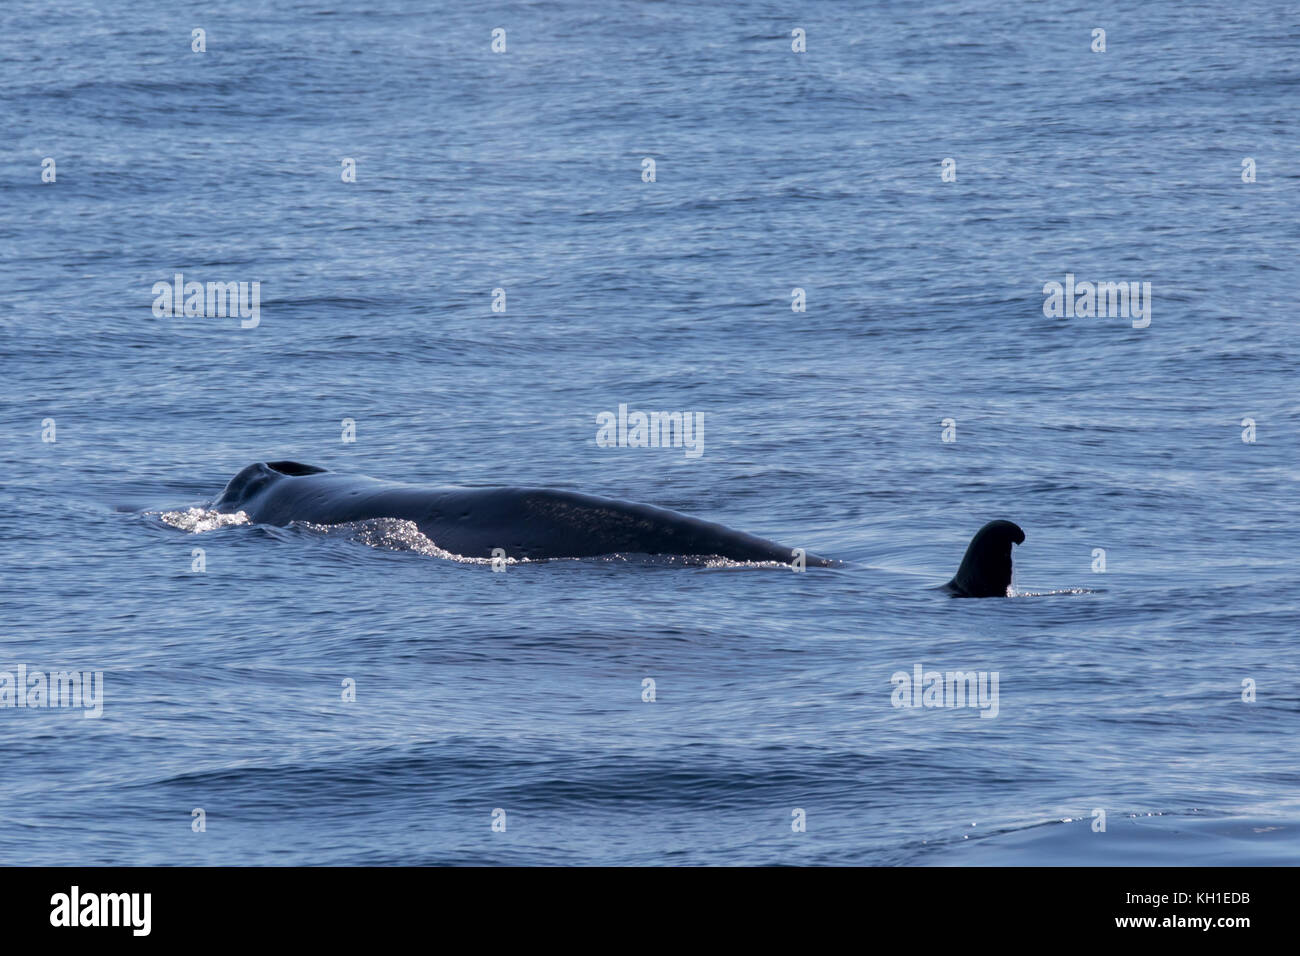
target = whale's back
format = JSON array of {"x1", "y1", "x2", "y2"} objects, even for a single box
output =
[{"x1": 211, "y1": 461, "x2": 825, "y2": 564}]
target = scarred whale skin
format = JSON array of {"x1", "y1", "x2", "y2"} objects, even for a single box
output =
[{"x1": 213, "y1": 461, "x2": 832, "y2": 565}]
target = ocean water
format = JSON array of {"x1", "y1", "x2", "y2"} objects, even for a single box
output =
[{"x1": 1, "y1": 0, "x2": 1297, "y2": 865}]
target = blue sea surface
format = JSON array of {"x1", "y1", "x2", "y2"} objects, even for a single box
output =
[{"x1": 1, "y1": 0, "x2": 1297, "y2": 865}]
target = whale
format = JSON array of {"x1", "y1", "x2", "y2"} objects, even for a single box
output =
[
  {"x1": 210, "y1": 461, "x2": 1023, "y2": 591},
  {"x1": 213, "y1": 460, "x2": 834, "y2": 566}
]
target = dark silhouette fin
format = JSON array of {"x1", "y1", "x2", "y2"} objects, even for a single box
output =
[{"x1": 943, "y1": 520, "x2": 1025, "y2": 597}]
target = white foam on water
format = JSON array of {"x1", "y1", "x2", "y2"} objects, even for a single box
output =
[
  {"x1": 1009, "y1": 587, "x2": 1102, "y2": 597},
  {"x1": 298, "y1": 517, "x2": 520, "y2": 565},
  {"x1": 157, "y1": 507, "x2": 251, "y2": 533}
]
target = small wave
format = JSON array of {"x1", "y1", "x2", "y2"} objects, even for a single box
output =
[
  {"x1": 297, "y1": 518, "x2": 510, "y2": 565},
  {"x1": 157, "y1": 507, "x2": 251, "y2": 533},
  {"x1": 928, "y1": 809, "x2": 1299, "y2": 866},
  {"x1": 155, "y1": 509, "x2": 506, "y2": 562},
  {"x1": 1009, "y1": 587, "x2": 1102, "y2": 597}
]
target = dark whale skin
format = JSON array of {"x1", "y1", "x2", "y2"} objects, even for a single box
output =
[
  {"x1": 213, "y1": 461, "x2": 832, "y2": 565},
  {"x1": 940, "y1": 520, "x2": 1025, "y2": 597}
]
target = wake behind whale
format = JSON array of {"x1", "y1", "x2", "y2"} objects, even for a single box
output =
[{"x1": 201, "y1": 461, "x2": 1026, "y2": 594}]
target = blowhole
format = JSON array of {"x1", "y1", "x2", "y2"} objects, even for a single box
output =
[{"x1": 265, "y1": 461, "x2": 328, "y2": 476}]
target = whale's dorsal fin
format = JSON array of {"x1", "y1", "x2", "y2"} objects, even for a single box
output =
[{"x1": 945, "y1": 520, "x2": 1025, "y2": 597}]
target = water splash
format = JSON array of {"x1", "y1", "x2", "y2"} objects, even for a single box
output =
[
  {"x1": 158, "y1": 507, "x2": 251, "y2": 533},
  {"x1": 298, "y1": 517, "x2": 512, "y2": 565},
  {"x1": 1009, "y1": 587, "x2": 1102, "y2": 597}
]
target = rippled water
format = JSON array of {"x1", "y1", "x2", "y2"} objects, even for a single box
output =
[{"x1": 1, "y1": 0, "x2": 1297, "y2": 865}]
